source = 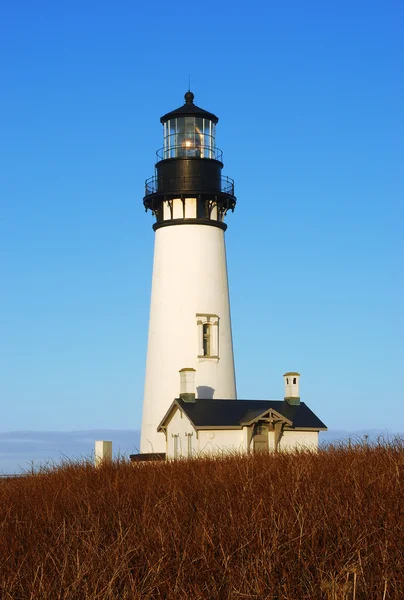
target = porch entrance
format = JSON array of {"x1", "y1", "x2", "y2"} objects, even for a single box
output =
[{"x1": 253, "y1": 424, "x2": 269, "y2": 453}]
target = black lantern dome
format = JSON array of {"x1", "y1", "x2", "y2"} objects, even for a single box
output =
[
  {"x1": 144, "y1": 92, "x2": 236, "y2": 231},
  {"x1": 159, "y1": 90, "x2": 218, "y2": 125}
]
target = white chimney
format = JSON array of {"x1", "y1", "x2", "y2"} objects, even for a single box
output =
[
  {"x1": 94, "y1": 440, "x2": 112, "y2": 467},
  {"x1": 283, "y1": 372, "x2": 300, "y2": 405},
  {"x1": 179, "y1": 368, "x2": 196, "y2": 402}
]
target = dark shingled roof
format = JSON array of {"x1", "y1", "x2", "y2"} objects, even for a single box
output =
[{"x1": 173, "y1": 399, "x2": 327, "y2": 430}]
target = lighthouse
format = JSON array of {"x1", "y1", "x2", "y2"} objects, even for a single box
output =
[{"x1": 140, "y1": 91, "x2": 237, "y2": 454}]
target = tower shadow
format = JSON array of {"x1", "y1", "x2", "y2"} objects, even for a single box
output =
[{"x1": 197, "y1": 386, "x2": 215, "y2": 400}]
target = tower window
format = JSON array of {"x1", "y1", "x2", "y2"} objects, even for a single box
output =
[
  {"x1": 202, "y1": 324, "x2": 211, "y2": 356},
  {"x1": 293, "y1": 378, "x2": 296, "y2": 384},
  {"x1": 286, "y1": 378, "x2": 289, "y2": 385},
  {"x1": 197, "y1": 198, "x2": 209, "y2": 219},
  {"x1": 197, "y1": 314, "x2": 219, "y2": 359}
]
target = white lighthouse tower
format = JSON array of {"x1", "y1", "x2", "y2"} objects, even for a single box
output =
[{"x1": 140, "y1": 91, "x2": 237, "y2": 454}]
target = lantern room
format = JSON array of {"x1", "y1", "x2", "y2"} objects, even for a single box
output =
[
  {"x1": 162, "y1": 116, "x2": 216, "y2": 159},
  {"x1": 160, "y1": 90, "x2": 218, "y2": 160},
  {"x1": 143, "y1": 91, "x2": 236, "y2": 230}
]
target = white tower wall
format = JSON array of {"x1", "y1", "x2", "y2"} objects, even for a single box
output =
[{"x1": 141, "y1": 220, "x2": 236, "y2": 453}]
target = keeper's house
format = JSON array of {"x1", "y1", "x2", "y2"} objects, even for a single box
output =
[{"x1": 157, "y1": 369, "x2": 327, "y2": 459}]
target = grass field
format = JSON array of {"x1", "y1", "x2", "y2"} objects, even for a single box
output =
[{"x1": 1, "y1": 441, "x2": 403, "y2": 599}]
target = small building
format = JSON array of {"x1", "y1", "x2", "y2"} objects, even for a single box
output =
[{"x1": 157, "y1": 370, "x2": 327, "y2": 459}]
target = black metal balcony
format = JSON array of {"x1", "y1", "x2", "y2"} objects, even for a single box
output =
[{"x1": 145, "y1": 174, "x2": 234, "y2": 198}]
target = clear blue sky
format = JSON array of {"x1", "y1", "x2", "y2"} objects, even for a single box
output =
[{"x1": 1, "y1": 0, "x2": 403, "y2": 434}]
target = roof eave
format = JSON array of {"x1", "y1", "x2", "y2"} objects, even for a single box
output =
[
  {"x1": 286, "y1": 426, "x2": 328, "y2": 432},
  {"x1": 157, "y1": 399, "x2": 182, "y2": 432},
  {"x1": 193, "y1": 425, "x2": 243, "y2": 431},
  {"x1": 160, "y1": 105, "x2": 219, "y2": 124}
]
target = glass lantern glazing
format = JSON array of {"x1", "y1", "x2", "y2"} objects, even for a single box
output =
[{"x1": 163, "y1": 117, "x2": 216, "y2": 159}]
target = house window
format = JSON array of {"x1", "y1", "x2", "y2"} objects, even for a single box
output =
[
  {"x1": 173, "y1": 434, "x2": 179, "y2": 459},
  {"x1": 196, "y1": 314, "x2": 219, "y2": 359},
  {"x1": 186, "y1": 433, "x2": 193, "y2": 457}
]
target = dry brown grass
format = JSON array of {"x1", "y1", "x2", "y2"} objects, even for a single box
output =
[{"x1": 0, "y1": 441, "x2": 403, "y2": 599}]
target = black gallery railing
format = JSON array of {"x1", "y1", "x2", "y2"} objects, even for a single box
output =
[
  {"x1": 145, "y1": 175, "x2": 234, "y2": 197},
  {"x1": 156, "y1": 145, "x2": 223, "y2": 162}
]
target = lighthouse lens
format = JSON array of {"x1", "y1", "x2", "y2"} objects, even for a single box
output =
[
  {"x1": 177, "y1": 117, "x2": 200, "y2": 157},
  {"x1": 163, "y1": 117, "x2": 213, "y2": 159}
]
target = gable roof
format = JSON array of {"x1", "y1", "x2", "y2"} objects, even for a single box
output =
[
  {"x1": 240, "y1": 407, "x2": 293, "y2": 427},
  {"x1": 158, "y1": 399, "x2": 327, "y2": 432}
]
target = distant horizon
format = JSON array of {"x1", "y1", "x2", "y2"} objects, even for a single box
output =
[{"x1": 1, "y1": 428, "x2": 403, "y2": 475}]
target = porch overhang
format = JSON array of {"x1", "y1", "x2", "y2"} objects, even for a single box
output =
[{"x1": 240, "y1": 408, "x2": 293, "y2": 428}]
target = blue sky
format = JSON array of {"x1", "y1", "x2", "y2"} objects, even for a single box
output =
[{"x1": 1, "y1": 0, "x2": 403, "y2": 446}]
